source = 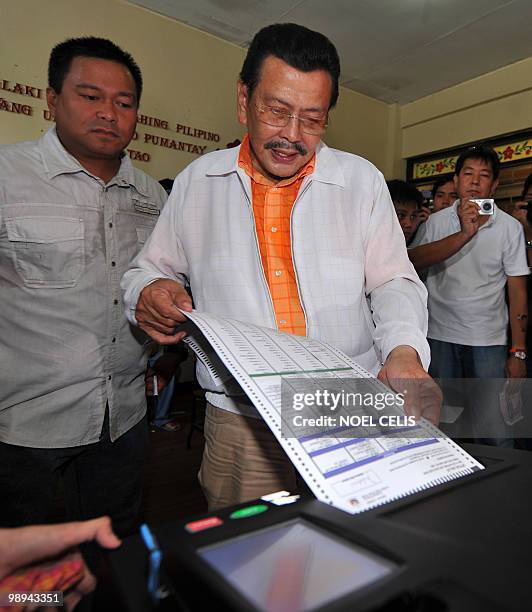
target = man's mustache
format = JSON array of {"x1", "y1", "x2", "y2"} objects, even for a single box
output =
[{"x1": 264, "y1": 140, "x2": 308, "y2": 156}]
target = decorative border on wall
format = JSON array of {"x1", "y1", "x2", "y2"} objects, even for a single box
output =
[{"x1": 407, "y1": 130, "x2": 532, "y2": 183}]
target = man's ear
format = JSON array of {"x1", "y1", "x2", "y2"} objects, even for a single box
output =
[
  {"x1": 46, "y1": 87, "x2": 58, "y2": 118},
  {"x1": 236, "y1": 81, "x2": 249, "y2": 127},
  {"x1": 490, "y1": 179, "x2": 499, "y2": 197}
]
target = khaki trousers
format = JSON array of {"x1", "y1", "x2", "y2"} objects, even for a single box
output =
[{"x1": 199, "y1": 403, "x2": 297, "y2": 510}]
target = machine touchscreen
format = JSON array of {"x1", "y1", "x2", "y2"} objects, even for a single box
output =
[{"x1": 199, "y1": 518, "x2": 396, "y2": 611}]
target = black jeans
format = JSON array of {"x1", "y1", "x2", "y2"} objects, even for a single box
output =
[{"x1": 0, "y1": 410, "x2": 149, "y2": 537}]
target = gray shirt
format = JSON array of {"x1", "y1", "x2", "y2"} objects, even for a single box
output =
[{"x1": 0, "y1": 128, "x2": 166, "y2": 447}]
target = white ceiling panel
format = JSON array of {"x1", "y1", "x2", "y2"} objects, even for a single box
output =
[
  {"x1": 342, "y1": 0, "x2": 532, "y2": 103},
  {"x1": 128, "y1": 0, "x2": 532, "y2": 103},
  {"x1": 128, "y1": 0, "x2": 304, "y2": 44},
  {"x1": 280, "y1": 0, "x2": 513, "y2": 78}
]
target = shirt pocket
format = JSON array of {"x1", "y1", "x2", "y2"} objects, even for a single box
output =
[
  {"x1": 131, "y1": 196, "x2": 159, "y2": 257},
  {"x1": 135, "y1": 224, "x2": 153, "y2": 247},
  {"x1": 127, "y1": 219, "x2": 156, "y2": 262},
  {"x1": 5, "y1": 216, "x2": 84, "y2": 288}
]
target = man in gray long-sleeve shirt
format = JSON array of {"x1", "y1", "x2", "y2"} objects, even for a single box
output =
[{"x1": 0, "y1": 37, "x2": 166, "y2": 534}]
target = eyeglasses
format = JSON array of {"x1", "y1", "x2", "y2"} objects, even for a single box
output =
[{"x1": 255, "y1": 104, "x2": 328, "y2": 135}]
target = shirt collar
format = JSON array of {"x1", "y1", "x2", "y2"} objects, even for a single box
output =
[
  {"x1": 38, "y1": 127, "x2": 149, "y2": 196},
  {"x1": 237, "y1": 134, "x2": 314, "y2": 187},
  {"x1": 206, "y1": 134, "x2": 345, "y2": 188}
]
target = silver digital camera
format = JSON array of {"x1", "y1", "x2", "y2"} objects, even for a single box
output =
[{"x1": 471, "y1": 198, "x2": 494, "y2": 215}]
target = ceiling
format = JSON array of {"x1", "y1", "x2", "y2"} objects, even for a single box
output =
[{"x1": 128, "y1": 0, "x2": 532, "y2": 104}]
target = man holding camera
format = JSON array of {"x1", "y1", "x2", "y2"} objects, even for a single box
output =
[{"x1": 410, "y1": 145, "x2": 528, "y2": 443}]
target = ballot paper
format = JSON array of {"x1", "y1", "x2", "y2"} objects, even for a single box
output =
[{"x1": 181, "y1": 310, "x2": 484, "y2": 514}]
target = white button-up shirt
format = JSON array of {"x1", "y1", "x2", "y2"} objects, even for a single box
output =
[{"x1": 122, "y1": 141, "x2": 429, "y2": 417}]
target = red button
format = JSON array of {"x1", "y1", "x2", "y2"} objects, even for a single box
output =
[{"x1": 185, "y1": 516, "x2": 223, "y2": 533}]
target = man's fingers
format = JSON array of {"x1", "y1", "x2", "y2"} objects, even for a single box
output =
[
  {"x1": 91, "y1": 517, "x2": 121, "y2": 549},
  {"x1": 63, "y1": 565, "x2": 97, "y2": 611},
  {"x1": 134, "y1": 279, "x2": 192, "y2": 343},
  {"x1": 419, "y1": 378, "x2": 443, "y2": 425},
  {"x1": 175, "y1": 294, "x2": 193, "y2": 312},
  {"x1": 419, "y1": 383, "x2": 442, "y2": 425},
  {"x1": 462, "y1": 208, "x2": 479, "y2": 221},
  {"x1": 138, "y1": 298, "x2": 186, "y2": 326},
  {"x1": 405, "y1": 394, "x2": 439, "y2": 425},
  {"x1": 461, "y1": 203, "x2": 480, "y2": 220},
  {"x1": 141, "y1": 329, "x2": 187, "y2": 345},
  {"x1": 403, "y1": 398, "x2": 421, "y2": 421},
  {"x1": 149, "y1": 296, "x2": 188, "y2": 321},
  {"x1": 136, "y1": 280, "x2": 190, "y2": 329},
  {"x1": 65, "y1": 517, "x2": 121, "y2": 550},
  {"x1": 388, "y1": 378, "x2": 422, "y2": 421},
  {"x1": 383, "y1": 375, "x2": 441, "y2": 427},
  {"x1": 136, "y1": 298, "x2": 187, "y2": 333},
  {"x1": 138, "y1": 317, "x2": 180, "y2": 336},
  {"x1": 145, "y1": 307, "x2": 184, "y2": 327}
]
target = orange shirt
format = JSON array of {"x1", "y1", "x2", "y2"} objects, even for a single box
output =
[{"x1": 238, "y1": 135, "x2": 315, "y2": 336}]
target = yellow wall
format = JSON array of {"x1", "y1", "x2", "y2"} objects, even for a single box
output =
[
  {"x1": 401, "y1": 57, "x2": 532, "y2": 159},
  {"x1": 325, "y1": 86, "x2": 392, "y2": 174},
  {"x1": 0, "y1": 0, "x2": 392, "y2": 179},
  {"x1": 0, "y1": 0, "x2": 245, "y2": 180}
]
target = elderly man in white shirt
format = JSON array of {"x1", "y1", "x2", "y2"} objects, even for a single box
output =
[{"x1": 122, "y1": 23, "x2": 440, "y2": 510}]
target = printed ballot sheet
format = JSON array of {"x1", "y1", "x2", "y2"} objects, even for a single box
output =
[{"x1": 181, "y1": 310, "x2": 484, "y2": 514}]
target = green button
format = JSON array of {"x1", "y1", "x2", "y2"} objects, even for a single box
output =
[{"x1": 230, "y1": 504, "x2": 269, "y2": 519}]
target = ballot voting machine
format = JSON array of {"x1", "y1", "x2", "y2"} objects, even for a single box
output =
[{"x1": 108, "y1": 444, "x2": 532, "y2": 612}]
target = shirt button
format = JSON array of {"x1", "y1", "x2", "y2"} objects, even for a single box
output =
[
  {"x1": 111, "y1": 261, "x2": 116, "y2": 267},
  {"x1": 108, "y1": 375, "x2": 112, "y2": 381},
  {"x1": 275, "y1": 270, "x2": 282, "y2": 277},
  {"x1": 109, "y1": 222, "x2": 113, "y2": 228},
  {"x1": 279, "y1": 319, "x2": 286, "y2": 325},
  {"x1": 271, "y1": 226, "x2": 278, "y2": 233},
  {"x1": 114, "y1": 299, "x2": 119, "y2": 305},
  {"x1": 112, "y1": 337, "x2": 116, "y2": 343}
]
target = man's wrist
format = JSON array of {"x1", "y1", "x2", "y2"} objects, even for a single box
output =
[
  {"x1": 508, "y1": 346, "x2": 527, "y2": 360},
  {"x1": 457, "y1": 228, "x2": 474, "y2": 244},
  {"x1": 386, "y1": 345, "x2": 421, "y2": 363}
]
